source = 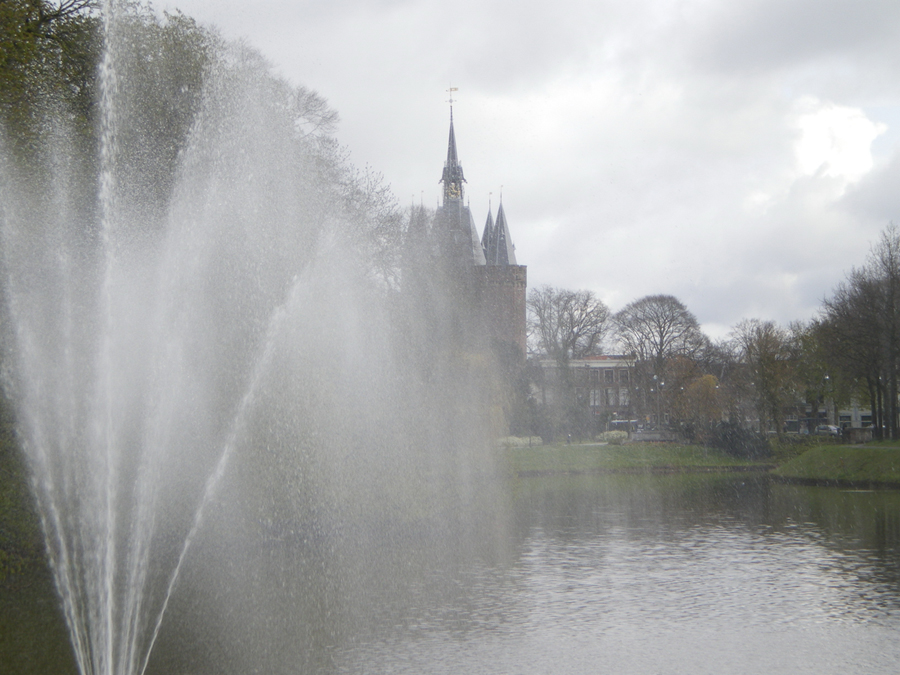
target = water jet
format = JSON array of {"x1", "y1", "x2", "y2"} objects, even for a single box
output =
[{"x1": 0, "y1": 5, "x2": 503, "y2": 673}]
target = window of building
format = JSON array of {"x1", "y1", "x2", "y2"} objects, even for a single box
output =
[
  {"x1": 619, "y1": 370, "x2": 629, "y2": 384},
  {"x1": 604, "y1": 369, "x2": 614, "y2": 384}
]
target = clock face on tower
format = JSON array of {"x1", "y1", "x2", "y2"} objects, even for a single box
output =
[{"x1": 448, "y1": 183, "x2": 460, "y2": 199}]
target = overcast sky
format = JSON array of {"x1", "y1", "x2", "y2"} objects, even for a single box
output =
[{"x1": 162, "y1": 0, "x2": 900, "y2": 339}]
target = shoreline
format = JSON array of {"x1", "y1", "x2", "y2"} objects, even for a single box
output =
[
  {"x1": 516, "y1": 464, "x2": 775, "y2": 478},
  {"x1": 772, "y1": 475, "x2": 900, "y2": 490},
  {"x1": 507, "y1": 441, "x2": 900, "y2": 488}
]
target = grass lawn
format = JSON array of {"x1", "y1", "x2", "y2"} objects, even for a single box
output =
[
  {"x1": 773, "y1": 445, "x2": 900, "y2": 485},
  {"x1": 503, "y1": 441, "x2": 771, "y2": 475}
]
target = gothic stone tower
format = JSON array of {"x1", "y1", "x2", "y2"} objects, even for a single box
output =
[{"x1": 433, "y1": 109, "x2": 527, "y2": 360}]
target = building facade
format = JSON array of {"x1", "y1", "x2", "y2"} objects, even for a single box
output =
[{"x1": 535, "y1": 355, "x2": 636, "y2": 432}]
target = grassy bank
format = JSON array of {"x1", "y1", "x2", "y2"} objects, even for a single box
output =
[
  {"x1": 504, "y1": 438, "x2": 900, "y2": 487},
  {"x1": 773, "y1": 445, "x2": 900, "y2": 486},
  {"x1": 504, "y1": 441, "x2": 772, "y2": 476}
]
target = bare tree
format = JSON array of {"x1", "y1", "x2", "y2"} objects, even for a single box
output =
[
  {"x1": 611, "y1": 295, "x2": 709, "y2": 427},
  {"x1": 525, "y1": 285, "x2": 611, "y2": 439},
  {"x1": 613, "y1": 295, "x2": 707, "y2": 373},
  {"x1": 526, "y1": 285, "x2": 611, "y2": 363}
]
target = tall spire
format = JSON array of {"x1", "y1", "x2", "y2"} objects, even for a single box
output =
[{"x1": 440, "y1": 88, "x2": 465, "y2": 204}]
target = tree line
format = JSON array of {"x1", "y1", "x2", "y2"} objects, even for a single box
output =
[{"x1": 526, "y1": 226, "x2": 900, "y2": 442}]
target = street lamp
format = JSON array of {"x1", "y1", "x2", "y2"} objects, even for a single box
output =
[{"x1": 653, "y1": 374, "x2": 662, "y2": 429}]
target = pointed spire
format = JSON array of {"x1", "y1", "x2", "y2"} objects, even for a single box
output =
[
  {"x1": 481, "y1": 205, "x2": 494, "y2": 260},
  {"x1": 492, "y1": 201, "x2": 517, "y2": 265},
  {"x1": 440, "y1": 119, "x2": 466, "y2": 202},
  {"x1": 432, "y1": 93, "x2": 488, "y2": 267},
  {"x1": 447, "y1": 110, "x2": 459, "y2": 165},
  {"x1": 440, "y1": 91, "x2": 466, "y2": 204}
]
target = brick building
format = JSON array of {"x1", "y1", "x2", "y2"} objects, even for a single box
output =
[{"x1": 535, "y1": 355, "x2": 636, "y2": 431}]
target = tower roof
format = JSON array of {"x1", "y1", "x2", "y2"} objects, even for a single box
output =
[
  {"x1": 440, "y1": 111, "x2": 466, "y2": 203},
  {"x1": 491, "y1": 202, "x2": 517, "y2": 265},
  {"x1": 447, "y1": 112, "x2": 460, "y2": 165},
  {"x1": 481, "y1": 207, "x2": 494, "y2": 258}
]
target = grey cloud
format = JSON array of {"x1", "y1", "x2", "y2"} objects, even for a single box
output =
[
  {"x1": 694, "y1": 0, "x2": 900, "y2": 74},
  {"x1": 840, "y1": 149, "x2": 900, "y2": 223}
]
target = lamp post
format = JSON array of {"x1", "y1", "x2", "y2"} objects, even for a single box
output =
[
  {"x1": 659, "y1": 379, "x2": 665, "y2": 428},
  {"x1": 653, "y1": 374, "x2": 661, "y2": 429}
]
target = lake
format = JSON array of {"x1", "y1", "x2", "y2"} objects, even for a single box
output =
[{"x1": 4, "y1": 473, "x2": 900, "y2": 674}]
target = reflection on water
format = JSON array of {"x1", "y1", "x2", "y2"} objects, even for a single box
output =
[
  {"x1": 6, "y1": 474, "x2": 900, "y2": 674},
  {"x1": 331, "y1": 475, "x2": 900, "y2": 675}
]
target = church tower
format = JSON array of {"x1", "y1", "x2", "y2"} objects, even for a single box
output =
[
  {"x1": 433, "y1": 108, "x2": 486, "y2": 267},
  {"x1": 404, "y1": 103, "x2": 527, "y2": 361}
]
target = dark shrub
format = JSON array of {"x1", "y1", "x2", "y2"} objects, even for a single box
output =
[{"x1": 707, "y1": 422, "x2": 770, "y2": 459}]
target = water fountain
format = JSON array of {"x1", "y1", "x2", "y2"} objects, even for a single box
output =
[{"x1": 0, "y1": 4, "x2": 503, "y2": 673}]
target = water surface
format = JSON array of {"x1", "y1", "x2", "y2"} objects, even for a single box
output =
[
  {"x1": 331, "y1": 474, "x2": 900, "y2": 674},
  {"x1": 5, "y1": 473, "x2": 900, "y2": 674}
]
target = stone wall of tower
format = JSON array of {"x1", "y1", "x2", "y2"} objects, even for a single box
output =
[{"x1": 474, "y1": 264, "x2": 527, "y2": 360}]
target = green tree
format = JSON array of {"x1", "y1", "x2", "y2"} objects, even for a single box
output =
[
  {"x1": 730, "y1": 319, "x2": 800, "y2": 435},
  {"x1": 670, "y1": 373, "x2": 723, "y2": 442},
  {"x1": 818, "y1": 224, "x2": 900, "y2": 439},
  {"x1": 0, "y1": 1, "x2": 100, "y2": 156}
]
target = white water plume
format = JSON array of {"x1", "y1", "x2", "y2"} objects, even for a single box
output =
[
  {"x1": 0, "y1": 4, "x2": 503, "y2": 674},
  {"x1": 2, "y1": 9, "x2": 390, "y2": 675}
]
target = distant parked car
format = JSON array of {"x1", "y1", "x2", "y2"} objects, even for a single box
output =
[{"x1": 814, "y1": 425, "x2": 841, "y2": 437}]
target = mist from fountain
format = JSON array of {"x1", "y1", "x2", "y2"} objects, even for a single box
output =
[{"x1": 0, "y1": 4, "x2": 505, "y2": 674}]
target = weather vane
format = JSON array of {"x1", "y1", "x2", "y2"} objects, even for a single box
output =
[{"x1": 447, "y1": 86, "x2": 458, "y2": 117}]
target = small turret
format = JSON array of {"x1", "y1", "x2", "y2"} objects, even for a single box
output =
[
  {"x1": 481, "y1": 207, "x2": 494, "y2": 260},
  {"x1": 482, "y1": 202, "x2": 516, "y2": 266},
  {"x1": 492, "y1": 202, "x2": 517, "y2": 265}
]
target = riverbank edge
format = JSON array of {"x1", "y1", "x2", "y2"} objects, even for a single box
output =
[
  {"x1": 516, "y1": 464, "x2": 775, "y2": 478},
  {"x1": 771, "y1": 445, "x2": 900, "y2": 488},
  {"x1": 507, "y1": 441, "x2": 900, "y2": 487},
  {"x1": 772, "y1": 475, "x2": 900, "y2": 490}
]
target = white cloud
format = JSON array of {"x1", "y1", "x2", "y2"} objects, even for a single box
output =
[{"x1": 793, "y1": 97, "x2": 886, "y2": 183}]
